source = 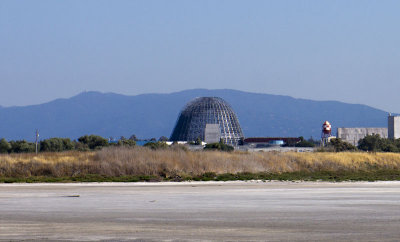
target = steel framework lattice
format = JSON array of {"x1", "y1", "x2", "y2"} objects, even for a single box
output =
[{"x1": 170, "y1": 97, "x2": 244, "y2": 145}]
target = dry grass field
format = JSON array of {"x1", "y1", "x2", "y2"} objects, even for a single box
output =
[{"x1": 1, "y1": 147, "x2": 400, "y2": 182}]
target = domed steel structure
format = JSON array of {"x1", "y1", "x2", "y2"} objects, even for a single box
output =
[{"x1": 170, "y1": 97, "x2": 244, "y2": 145}]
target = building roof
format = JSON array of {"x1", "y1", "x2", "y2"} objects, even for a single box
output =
[{"x1": 244, "y1": 137, "x2": 301, "y2": 143}]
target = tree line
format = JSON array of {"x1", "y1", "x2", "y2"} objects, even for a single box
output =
[
  {"x1": 1, "y1": 133, "x2": 399, "y2": 154},
  {"x1": 327, "y1": 134, "x2": 400, "y2": 152},
  {"x1": 0, "y1": 135, "x2": 136, "y2": 153}
]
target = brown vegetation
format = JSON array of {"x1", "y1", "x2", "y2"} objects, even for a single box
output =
[{"x1": 1, "y1": 147, "x2": 400, "y2": 180}]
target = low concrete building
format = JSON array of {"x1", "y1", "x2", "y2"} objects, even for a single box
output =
[
  {"x1": 337, "y1": 127, "x2": 388, "y2": 146},
  {"x1": 388, "y1": 115, "x2": 400, "y2": 139}
]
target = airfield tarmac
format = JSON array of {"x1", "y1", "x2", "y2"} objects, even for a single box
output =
[{"x1": 1, "y1": 181, "x2": 400, "y2": 241}]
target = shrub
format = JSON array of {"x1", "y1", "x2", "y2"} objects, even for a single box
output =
[
  {"x1": 9, "y1": 140, "x2": 36, "y2": 153},
  {"x1": 78, "y1": 135, "x2": 109, "y2": 150},
  {"x1": 329, "y1": 138, "x2": 357, "y2": 152},
  {"x1": 204, "y1": 142, "x2": 234, "y2": 152},
  {"x1": 357, "y1": 134, "x2": 400, "y2": 152},
  {"x1": 40, "y1": 138, "x2": 75, "y2": 152},
  {"x1": 116, "y1": 139, "x2": 136, "y2": 147},
  {"x1": 0, "y1": 138, "x2": 11, "y2": 153},
  {"x1": 295, "y1": 136, "x2": 315, "y2": 147},
  {"x1": 358, "y1": 134, "x2": 382, "y2": 152},
  {"x1": 73, "y1": 141, "x2": 90, "y2": 151}
]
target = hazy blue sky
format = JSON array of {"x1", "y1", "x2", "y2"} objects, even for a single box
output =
[{"x1": 1, "y1": 0, "x2": 399, "y2": 112}]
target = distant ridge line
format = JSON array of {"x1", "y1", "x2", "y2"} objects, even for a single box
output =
[{"x1": 0, "y1": 89, "x2": 388, "y2": 141}]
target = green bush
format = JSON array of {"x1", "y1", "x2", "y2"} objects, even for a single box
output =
[
  {"x1": 204, "y1": 141, "x2": 234, "y2": 152},
  {"x1": 9, "y1": 140, "x2": 36, "y2": 153},
  {"x1": 358, "y1": 134, "x2": 382, "y2": 152},
  {"x1": 73, "y1": 141, "x2": 90, "y2": 151},
  {"x1": 0, "y1": 138, "x2": 11, "y2": 153},
  {"x1": 78, "y1": 135, "x2": 109, "y2": 150},
  {"x1": 358, "y1": 134, "x2": 400, "y2": 152},
  {"x1": 40, "y1": 138, "x2": 75, "y2": 152},
  {"x1": 329, "y1": 138, "x2": 357, "y2": 152},
  {"x1": 116, "y1": 139, "x2": 136, "y2": 147},
  {"x1": 295, "y1": 136, "x2": 315, "y2": 147}
]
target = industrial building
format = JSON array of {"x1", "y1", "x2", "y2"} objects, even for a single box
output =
[
  {"x1": 337, "y1": 128, "x2": 388, "y2": 146},
  {"x1": 170, "y1": 97, "x2": 244, "y2": 146},
  {"x1": 388, "y1": 115, "x2": 400, "y2": 139},
  {"x1": 337, "y1": 114, "x2": 400, "y2": 146}
]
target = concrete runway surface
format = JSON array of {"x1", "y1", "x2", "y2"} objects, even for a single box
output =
[{"x1": 1, "y1": 181, "x2": 400, "y2": 241}]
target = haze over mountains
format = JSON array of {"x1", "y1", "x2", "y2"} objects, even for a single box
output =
[{"x1": 0, "y1": 89, "x2": 389, "y2": 141}]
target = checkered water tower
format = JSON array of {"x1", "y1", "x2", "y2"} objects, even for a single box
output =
[{"x1": 321, "y1": 121, "x2": 332, "y2": 146}]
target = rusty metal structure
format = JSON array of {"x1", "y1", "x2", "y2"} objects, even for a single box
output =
[{"x1": 170, "y1": 97, "x2": 244, "y2": 145}]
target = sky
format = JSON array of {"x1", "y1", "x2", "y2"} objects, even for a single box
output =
[{"x1": 1, "y1": 0, "x2": 399, "y2": 112}]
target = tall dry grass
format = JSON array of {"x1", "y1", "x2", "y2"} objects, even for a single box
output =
[
  {"x1": 1, "y1": 147, "x2": 400, "y2": 178},
  {"x1": 0, "y1": 151, "x2": 94, "y2": 177}
]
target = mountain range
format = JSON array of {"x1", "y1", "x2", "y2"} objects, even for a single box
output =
[{"x1": 0, "y1": 89, "x2": 389, "y2": 141}]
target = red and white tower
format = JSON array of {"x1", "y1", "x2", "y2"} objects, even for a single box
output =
[{"x1": 321, "y1": 121, "x2": 332, "y2": 146}]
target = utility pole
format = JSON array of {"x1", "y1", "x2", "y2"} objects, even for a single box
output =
[{"x1": 35, "y1": 129, "x2": 39, "y2": 155}]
